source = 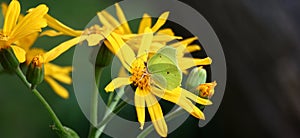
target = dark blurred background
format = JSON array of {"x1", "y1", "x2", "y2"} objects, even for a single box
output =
[{"x1": 1, "y1": 0, "x2": 300, "y2": 138}]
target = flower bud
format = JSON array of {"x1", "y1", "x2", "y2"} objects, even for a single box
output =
[
  {"x1": 0, "y1": 47, "x2": 20, "y2": 71},
  {"x1": 197, "y1": 81, "x2": 217, "y2": 99},
  {"x1": 95, "y1": 45, "x2": 113, "y2": 67},
  {"x1": 26, "y1": 55, "x2": 44, "y2": 89},
  {"x1": 185, "y1": 67, "x2": 207, "y2": 93}
]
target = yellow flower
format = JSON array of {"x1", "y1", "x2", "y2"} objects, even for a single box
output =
[
  {"x1": 25, "y1": 48, "x2": 73, "y2": 99},
  {"x1": 40, "y1": 3, "x2": 181, "y2": 51},
  {"x1": 197, "y1": 81, "x2": 217, "y2": 99},
  {"x1": 0, "y1": 0, "x2": 48, "y2": 63},
  {"x1": 97, "y1": 4, "x2": 211, "y2": 73},
  {"x1": 104, "y1": 28, "x2": 212, "y2": 137}
]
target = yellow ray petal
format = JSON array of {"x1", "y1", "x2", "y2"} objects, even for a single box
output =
[
  {"x1": 151, "y1": 12, "x2": 169, "y2": 32},
  {"x1": 111, "y1": 32, "x2": 136, "y2": 66},
  {"x1": 181, "y1": 88, "x2": 212, "y2": 105},
  {"x1": 156, "y1": 28, "x2": 174, "y2": 36},
  {"x1": 186, "y1": 44, "x2": 201, "y2": 53},
  {"x1": 47, "y1": 72, "x2": 72, "y2": 84},
  {"x1": 104, "y1": 77, "x2": 132, "y2": 92},
  {"x1": 152, "y1": 34, "x2": 182, "y2": 42},
  {"x1": 101, "y1": 10, "x2": 124, "y2": 33},
  {"x1": 179, "y1": 57, "x2": 212, "y2": 71},
  {"x1": 175, "y1": 44, "x2": 188, "y2": 58},
  {"x1": 135, "y1": 88, "x2": 146, "y2": 129},
  {"x1": 103, "y1": 40, "x2": 115, "y2": 54},
  {"x1": 45, "y1": 76, "x2": 69, "y2": 99},
  {"x1": 40, "y1": 30, "x2": 64, "y2": 37},
  {"x1": 3, "y1": 0, "x2": 20, "y2": 35},
  {"x1": 170, "y1": 37, "x2": 198, "y2": 47},
  {"x1": 115, "y1": 3, "x2": 131, "y2": 34},
  {"x1": 44, "y1": 63, "x2": 72, "y2": 74},
  {"x1": 152, "y1": 87, "x2": 206, "y2": 119},
  {"x1": 118, "y1": 66, "x2": 129, "y2": 77},
  {"x1": 11, "y1": 46, "x2": 26, "y2": 63},
  {"x1": 10, "y1": 4, "x2": 48, "y2": 43},
  {"x1": 44, "y1": 14, "x2": 82, "y2": 37},
  {"x1": 97, "y1": 12, "x2": 113, "y2": 30},
  {"x1": 120, "y1": 34, "x2": 139, "y2": 40},
  {"x1": 179, "y1": 98, "x2": 205, "y2": 119},
  {"x1": 151, "y1": 86, "x2": 180, "y2": 103},
  {"x1": 44, "y1": 36, "x2": 81, "y2": 63},
  {"x1": 138, "y1": 13, "x2": 152, "y2": 34},
  {"x1": 1, "y1": 2, "x2": 8, "y2": 16},
  {"x1": 105, "y1": 34, "x2": 131, "y2": 71},
  {"x1": 149, "y1": 42, "x2": 164, "y2": 53},
  {"x1": 137, "y1": 27, "x2": 153, "y2": 57},
  {"x1": 145, "y1": 94, "x2": 168, "y2": 137},
  {"x1": 16, "y1": 32, "x2": 38, "y2": 51}
]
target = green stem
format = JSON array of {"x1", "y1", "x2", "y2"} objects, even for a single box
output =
[
  {"x1": 137, "y1": 107, "x2": 186, "y2": 138},
  {"x1": 106, "y1": 92, "x2": 114, "y2": 107},
  {"x1": 15, "y1": 67, "x2": 67, "y2": 134},
  {"x1": 88, "y1": 67, "x2": 104, "y2": 138},
  {"x1": 95, "y1": 86, "x2": 127, "y2": 137}
]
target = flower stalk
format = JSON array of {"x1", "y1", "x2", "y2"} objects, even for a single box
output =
[{"x1": 15, "y1": 67, "x2": 78, "y2": 138}]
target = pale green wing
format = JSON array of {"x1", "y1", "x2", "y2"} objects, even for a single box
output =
[
  {"x1": 148, "y1": 46, "x2": 178, "y2": 66},
  {"x1": 148, "y1": 63, "x2": 182, "y2": 90}
]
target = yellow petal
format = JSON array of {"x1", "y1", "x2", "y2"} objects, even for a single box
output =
[
  {"x1": 137, "y1": 27, "x2": 153, "y2": 57},
  {"x1": 120, "y1": 34, "x2": 139, "y2": 41},
  {"x1": 152, "y1": 34, "x2": 182, "y2": 43},
  {"x1": 11, "y1": 46, "x2": 26, "y2": 63},
  {"x1": 3, "y1": 0, "x2": 20, "y2": 36},
  {"x1": 118, "y1": 66, "x2": 129, "y2": 77},
  {"x1": 40, "y1": 30, "x2": 64, "y2": 37},
  {"x1": 179, "y1": 57, "x2": 212, "y2": 71},
  {"x1": 145, "y1": 94, "x2": 168, "y2": 137},
  {"x1": 103, "y1": 40, "x2": 115, "y2": 54},
  {"x1": 16, "y1": 32, "x2": 38, "y2": 51},
  {"x1": 151, "y1": 12, "x2": 169, "y2": 32},
  {"x1": 49, "y1": 73, "x2": 72, "y2": 84},
  {"x1": 135, "y1": 88, "x2": 146, "y2": 129},
  {"x1": 104, "y1": 77, "x2": 132, "y2": 92},
  {"x1": 10, "y1": 4, "x2": 48, "y2": 43},
  {"x1": 152, "y1": 87, "x2": 206, "y2": 119},
  {"x1": 186, "y1": 44, "x2": 201, "y2": 53},
  {"x1": 86, "y1": 34, "x2": 104, "y2": 46},
  {"x1": 44, "y1": 36, "x2": 81, "y2": 63},
  {"x1": 25, "y1": 48, "x2": 45, "y2": 64},
  {"x1": 111, "y1": 32, "x2": 136, "y2": 67},
  {"x1": 181, "y1": 88, "x2": 212, "y2": 105},
  {"x1": 1, "y1": 2, "x2": 8, "y2": 16},
  {"x1": 44, "y1": 76, "x2": 69, "y2": 99},
  {"x1": 170, "y1": 37, "x2": 198, "y2": 47},
  {"x1": 44, "y1": 63, "x2": 72, "y2": 75},
  {"x1": 156, "y1": 28, "x2": 174, "y2": 36},
  {"x1": 138, "y1": 13, "x2": 152, "y2": 34},
  {"x1": 149, "y1": 42, "x2": 164, "y2": 53},
  {"x1": 179, "y1": 98, "x2": 205, "y2": 119},
  {"x1": 97, "y1": 12, "x2": 113, "y2": 30},
  {"x1": 44, "y1": 14, "x2": 82, "y2": 37},
  {"x1": 115, "y1": 3, "x2": 131, "y2": 34},
  {"x1": 45, "y1": 64, "x2": 72, "y2": 84},
  {"x1": 105, "y1": 34, "x2": 131, "y2": 71},
  {"x1": 101, "y1": 10, "x2": 124, "y2": 33}
]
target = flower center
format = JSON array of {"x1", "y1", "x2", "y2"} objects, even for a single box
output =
[
  {"x1": 0, "y1": 32, "x2": 9, "y2": 49},
  {"x1": 130, "y1": 58, "x2": 151, "y2": 91},
  {"x1": 32, "y1": 55, "x2": 44, "y2": 67}
]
